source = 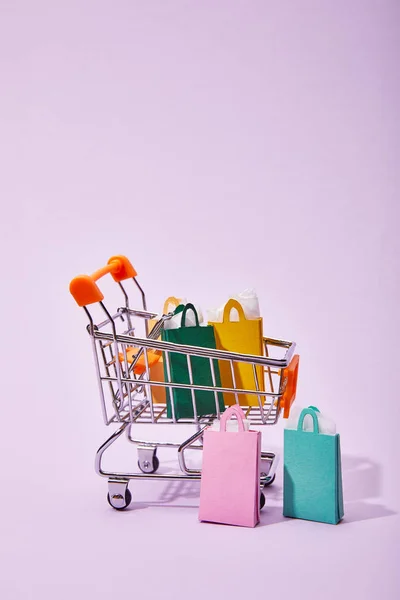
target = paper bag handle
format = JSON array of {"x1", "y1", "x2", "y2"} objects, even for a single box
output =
[
  {"x1": 223, "y1": 299, "x2": 247, "y2": 323},
  {"x1": 180, "y1": 303, "x2": 200, "y2": 328},
  {"x1": 163, "y1": 296, "x2": 181, "y2": 314},
  {"x1": 297, "y1": 407, "x2": 320, "y2": 433},
  {"x1": 220, "y1": 405, "x2": 247, "y2": 432}
]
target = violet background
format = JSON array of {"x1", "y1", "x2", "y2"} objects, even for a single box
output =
[{"x1": 1, "y1": 1, "x2": 399, "y2": 598}]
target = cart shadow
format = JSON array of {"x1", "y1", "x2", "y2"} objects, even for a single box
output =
[
  {"x1": 128, "y1": 454, "x2": 397, "y2": 523},
  {"x1": 130, "y1": 503, "x2": 199, "y2": 510},
  {"x1": 158, "y1": 479, "x2": 201, "y2": 503},
  {"x1": 129, "y1": 479, "x2": 288, "y2": 523},
  {"x1": 127, "y1": 480, "x2": 201, "y2": 511},
  {"x1": 264, "y1": 481, "x2": 283, "y2": 502},
  {"x1": 259, "y1": 506, "x2": 288, "y2": 526}
]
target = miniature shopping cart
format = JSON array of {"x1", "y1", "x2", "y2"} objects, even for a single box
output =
[{"x1": 70, "y1": 255, "x2": 299, "y2": 510}]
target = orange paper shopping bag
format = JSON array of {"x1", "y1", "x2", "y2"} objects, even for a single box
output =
[
  {"x1": 149, "y1": 297, "x2": 181, "y2": 405},
  {"x1": 209, "y1": 299, "x2": 264, "y2": 406},
  {"x1": 199, "y1": 405, "x2": 261, "y2": 527},
  {"x1": 148, "y1": 296, "x2": 181, "y2": 334}
]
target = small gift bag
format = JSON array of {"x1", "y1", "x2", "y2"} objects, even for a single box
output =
[
  {"x1": 161, "y1": 304, "x2": 224, "y2": 420},
  {"x1": 199, "y1": 405, "x2": 261, "y2": 527},
  {"x1": 148, "y1": 297, "x2": 182, "y2": 405},
  {"x1": 209, "y1": 299, "x2": 264, "y2": 406},
  {"x1": 283, "y1": 406, "x2": 344, "y2": 524}
]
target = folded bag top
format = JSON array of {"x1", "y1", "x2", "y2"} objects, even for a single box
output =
[
  {"x1": 283, "y1": 406, "x2": 344, "y2": 525},
  {"x1": 209, "y1": 299, "x2": 264, "y2": 407},
  {"x1": 199, "y1": 404, "x2": 261, "y2": 527},
  {"x1": 161, "y1": 303, "x2": 224, "y2": 420}
]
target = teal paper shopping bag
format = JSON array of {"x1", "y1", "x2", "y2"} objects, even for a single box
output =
[
  {"x1": 283, "y1": 407, "x2": 344, "y2": 524},
  {"x1": 161, "y1": 304, "x2": 224, "y2": 420}
]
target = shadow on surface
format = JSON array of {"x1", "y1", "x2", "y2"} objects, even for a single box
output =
[
  {"x1": 264, "y1": 480, "x2": 283, "y2": 502},
  {"x1": 259, "y1": 505, "x2": 288, "y2": 526},
  {"x1": 342, "y1": 455, "x2": 382, "y2": 501},
  {"x1": 124, "y1": 480, "x2": 200, "y2": 511},
  {"x1": 126, "y1": 479, "x2": 289, "y2": 525},
  {"x1": 157, "y1": 479, "x2": 201, "y2": 503},
  {"x1": 112, "y1": 453, "x2": 397, "y2": 523},
  {"x1": 341, "y1": 454, "x2": 396, "y2": 523},
  {"x1": 342, "y1": 501, "x2": 397, "y2": 524},
  {"x1": 128, "y1": 502, "x2": 199, "y2": 511}
]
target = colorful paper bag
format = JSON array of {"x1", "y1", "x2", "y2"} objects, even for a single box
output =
[
  {"x1": 283, "y1": 406, "x2": 344, "y2": 524},
  {"x1": 209, "y1": 299, "x2": 264, "y2": 406},
  {"x1": 148, "y1": 296, "x2": 181, "y2": 335},
  {"x1": 199, "y1": 405, "x2": 261, "y2": 527},
  {"x1": 148, "y1": 297, "x2": 181, "y2": 405},
  {"x1": 161, "y1": 304, "x2": 224, "y2": 420}
]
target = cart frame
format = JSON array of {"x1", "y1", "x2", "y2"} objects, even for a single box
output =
[{"x1": 70, "y1": 255, "x2": 299, "y2": 510}]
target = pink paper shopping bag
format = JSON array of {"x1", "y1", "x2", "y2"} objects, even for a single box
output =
[{"x1": 199, "y1": 405, "x2": 261, "y2": 527}]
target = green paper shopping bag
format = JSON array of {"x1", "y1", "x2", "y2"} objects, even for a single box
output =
[
  {"x1": 161, "y1": 304, "x2": 224, "y2": 420},
  {"x1": 283, "y1": 406, "x2": 344, "y2": 524}
]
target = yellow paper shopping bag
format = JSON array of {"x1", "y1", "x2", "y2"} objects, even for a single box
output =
[
  {"x1": 210, "y1": 299, "x2": 264, "y2": 406},
  {"x1": 149, "y1": 296, "x2": 181, "y2": 405}
]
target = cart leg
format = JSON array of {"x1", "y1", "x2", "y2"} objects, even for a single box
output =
[
  {"x1": 107, "y1": 479, "x2": 132, "y2": 510},
  {"x1": 95, "y1": 422, "x2": 133, "y2": 509},
  {"x1": 178, "y1": 427, "x2": 207, "y2": 475},
  {"x1": 95, "y1": 421, "x2": 130, "y2": 477},
  {"x1": 260, "y1": 451, "x2": 278, "y2": 487},
  {"x1": 137, "y1": 445, "x2": 159, "y2": 474}
]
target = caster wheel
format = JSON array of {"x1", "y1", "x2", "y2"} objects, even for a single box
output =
[
  {"x1": 260, "y1": 492, "x2": 266, "y2": 510},
  {"x1": 138, "y1": 455, "x2": 159, "y2": 474},
  {"x1": 264, "y1": 473, "x2": 276, "y2": 487},
  {"x1": 107, "y1": 488, "x2": 132, "y2": 511}
]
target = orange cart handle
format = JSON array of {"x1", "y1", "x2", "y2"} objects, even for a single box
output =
[
  {"x1": 280, "y1": 354, "x2": 300, "y2": 418},
  {"x1": 69, "y1": 255, "x2": 137, "y2": 307}
]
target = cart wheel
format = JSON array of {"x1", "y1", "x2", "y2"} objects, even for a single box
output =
[
  {"x1": 138, "y1": 455, "x2": 159, "y2": 474},
  {"x1": 260, "y1": 492, "x2": 266, "y2": 510},
  {"x1": 264, "y1": 474, "x2": 276, "y2": 487},
  {"x1": 107, "y1": 488, "x2": 132, "y2": 511}
]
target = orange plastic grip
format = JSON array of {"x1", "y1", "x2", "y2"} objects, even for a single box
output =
[
  {"x1": 69, "y1": 255, "x2": 137, "y2": 307},
  {"x1": 280, "y1": 354, "x2": 300, "y2": 418}
]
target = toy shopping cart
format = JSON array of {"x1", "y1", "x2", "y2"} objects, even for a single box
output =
[{"x1": 70, "y1": 255, "x2": 299, "y2": 510}]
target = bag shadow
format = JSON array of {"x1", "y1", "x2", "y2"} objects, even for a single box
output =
[{"x1": 341, "y1": 454, "x2": 397, "y2": 523}]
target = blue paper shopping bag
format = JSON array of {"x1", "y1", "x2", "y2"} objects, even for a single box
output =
[{"x1": 283, "y1": 406, "x2": 344, "y2": 524}]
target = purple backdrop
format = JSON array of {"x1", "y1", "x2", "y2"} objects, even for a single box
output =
[{"x1": 1, "y1": 1, "x2": 399, "y2": 599}]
